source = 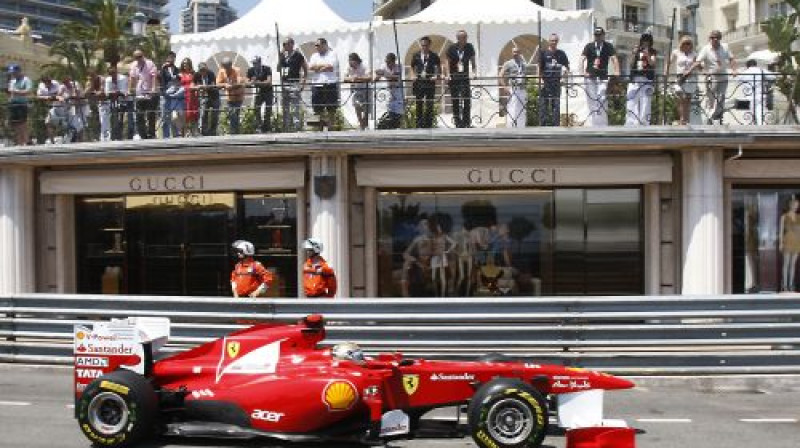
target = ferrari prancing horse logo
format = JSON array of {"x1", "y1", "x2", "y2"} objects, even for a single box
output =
[
  {"x1": 403, "y1": 374, "x2": 419, "y2": 395},
  {"x1": 226, "y1": 341, "x2": 241, "y2": 358}
]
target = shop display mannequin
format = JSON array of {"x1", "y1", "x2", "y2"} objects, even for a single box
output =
[
  {"x1": 779, "y1": 198, "x2": 800, "y2": 292},
  {"x1": 429, "y1": 219, "x2": 456, "y2": 297},
  {"x1": 454, "y1": 226, "x2": 475, "y2": 296},
  {"x1": 401, "y1": 218, "x2": 433, "y2": 297}
]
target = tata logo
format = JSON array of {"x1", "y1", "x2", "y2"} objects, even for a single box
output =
[
  {"x1": 76, "y1": 369, "x2": 103, "y2": 379},
  {"x1": 251, "y1": 409, "x2": 285, "y2": 422},
  {"x1": 226, "y1": 341, "x2": 241, "y2": 358},
  {"x1": 402, "y1": 374, "x2": 419, "y2": 395}
]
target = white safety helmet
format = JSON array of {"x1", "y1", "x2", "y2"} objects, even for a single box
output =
[
  {"x1": 332, "y1": 342, "x2": 365, "y2": 363},
  {"x1": 232, "y1": 240, "x2": 255, "y2": 257},
  {"x1": 302, "y1": 238, "x2": 323, "y2": 255}
]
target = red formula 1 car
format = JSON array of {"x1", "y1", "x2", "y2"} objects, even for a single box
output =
[{"x1": 73, "y1": 315, "x2": 633, "y2": 448}]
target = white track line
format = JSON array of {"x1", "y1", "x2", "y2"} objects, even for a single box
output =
[
  {"x1": 0, "y1": 401, "x2": 32, "y2": 406},
  {"x1": 636, "y1": 418, "x2": 693, "y2": 423},
  {"x1": 739, "y1": 418, "x2": 797, "y2": 423}
]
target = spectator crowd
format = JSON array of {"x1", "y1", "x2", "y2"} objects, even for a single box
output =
[{"x1": 3, "y1": 29, "x2": 780, "y2": 147}]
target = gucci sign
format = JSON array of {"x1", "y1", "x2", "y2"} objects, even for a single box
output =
[
  {"x1": 466, "y1": 168, "x2": 556, "y2": 185},
  {"x1": 128, "y1": 175, "x2": 205, "y2": 192}
]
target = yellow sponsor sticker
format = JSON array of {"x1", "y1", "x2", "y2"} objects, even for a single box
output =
[
  {"x1": 99, "y1": 381, "x2": 129, "y2": 395},
  {"x1": 323, "y1": 380, "x2": 358, "y2": 411}
]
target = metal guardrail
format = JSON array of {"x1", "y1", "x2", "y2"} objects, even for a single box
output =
[{"x1": 1, "y1": 293, "x2": 799, "y2": 375}]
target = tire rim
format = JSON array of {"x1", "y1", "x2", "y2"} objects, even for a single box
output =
[
  {"x1": 486, "y1": 397, "x2": 534, "y2": 445},
  {"x1": 88, "y1": 392, "x2": 129, "y2": 435}
]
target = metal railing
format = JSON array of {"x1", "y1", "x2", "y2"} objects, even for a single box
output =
[
  {"x1": 1, "y1": 73, "x2": 795, "y2": 147},
  {"x1": 2, "y1": 293, "x2": 799, "y2": 375}
]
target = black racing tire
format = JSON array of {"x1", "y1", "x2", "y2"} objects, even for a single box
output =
[
  {"x1": 467, "y1": 378, "x2": 548, "y2": 448},
  {"x1": 76, "y1": 370, "x2": 158, "y2": 448}
]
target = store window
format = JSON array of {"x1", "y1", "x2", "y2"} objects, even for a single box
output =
[
  {"x1": 732, "y1": 187, "x2": 800, "y2": 293},
  {"x1": 376, "y1": 188, "x2": 643, "y2": 297},
  {"x1": 76, "y1": 192, "x2": 298, "y2": 297}
]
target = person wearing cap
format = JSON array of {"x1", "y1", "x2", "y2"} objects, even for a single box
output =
[
  {"x1": 247, "y1": 55, "x2": 273, "y2": 133},
  {"x1": 216, "y1": 56, "x2": 245, "y2": 134},
  {"x1": 308, "y1": 37, "x2": 340, "y2": 131},
  {"x1": 193, "y1": 62, "x2": 220, "y2": 136},
  {"x1": 580, "y1": 27, "x2": 618, "y2": 126},
  {"x1": 277, "y1": 37, "x2": 308, "y2": 132},
  {"x1": 129, "y1": 49, "x2": 159, "y2": 139},
  {"x1": 697, "y1": 30, "x2": 737, "y2": 124},
  {"x1": 6, "y1": 64, "x2": 32, "y2": 145},
  {"x1": 625, "y1": 32, "x2": 657, "y2": 126},
  {"x1": 537, "y1": 33, "x2": 570, "y2": 126}
]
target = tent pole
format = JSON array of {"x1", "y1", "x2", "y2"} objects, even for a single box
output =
[
  {"x1": 662, "y1": 7, "x2": 677, "y2": 125},
  {"x1": 369, "y1": 18, "x2": 376, "y2": 128},
  {"x1": 275, "y1": 22, "x2": 282, "y2": 132}
]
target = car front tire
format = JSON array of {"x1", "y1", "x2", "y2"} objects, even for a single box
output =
[{"x1": 467, "y1": 378, "x2": 548, "y2": 448}]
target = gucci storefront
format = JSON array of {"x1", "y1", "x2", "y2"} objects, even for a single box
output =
[
  {"x1": 357, "y1": 156, "x2": 675, "y2": 297},
  {"x1": 39, "y1": 163, "x2": 306, "y2": 297}
]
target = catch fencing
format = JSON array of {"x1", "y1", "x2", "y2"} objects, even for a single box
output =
[{"x1": 1, "y1": 293, "x2": 799, "y2": 375}]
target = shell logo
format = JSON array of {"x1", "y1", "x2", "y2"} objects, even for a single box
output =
[
  {"x1": 322, "y1": 380, "x2": 358, "y2": 411},
  {"x1": 76, "y1": 331, "x2": 86, "y2": 340}
]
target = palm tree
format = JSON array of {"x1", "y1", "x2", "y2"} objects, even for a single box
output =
[{"x1": 762, "y1": 0, "x2": 800, "y2": 123}]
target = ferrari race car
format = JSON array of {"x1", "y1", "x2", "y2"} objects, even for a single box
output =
[{"x1": 73, "y1": 315, "x2": 634, "y2": 448}]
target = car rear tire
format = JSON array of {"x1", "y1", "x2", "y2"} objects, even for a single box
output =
[
  {"x1": 467, "y1": 378, "x2": 548, "y2": 448},
  {"x1": 76, "y1": 369, "x2": 158, "y2": 447}
]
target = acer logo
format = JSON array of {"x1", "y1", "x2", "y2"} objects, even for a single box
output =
[{"x1": 251, "y1": 409, "x2": 284, "y2": 422}]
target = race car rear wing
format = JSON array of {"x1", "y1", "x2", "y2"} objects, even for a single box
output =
[{"x1": 73, "y1": 317, "x2": 170, "y2": 403}]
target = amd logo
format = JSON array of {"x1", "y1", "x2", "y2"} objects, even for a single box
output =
[{"x1": 251, "y1": 409, "x2": 284, "y2": 422}]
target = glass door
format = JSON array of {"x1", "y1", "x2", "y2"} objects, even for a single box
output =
[{"x1": 125, "y1": 193, "x2": 236, "y2": 296}]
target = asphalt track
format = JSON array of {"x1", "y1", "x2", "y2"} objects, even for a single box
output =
[{"x1": 1, "y1": 365, "x2": 799, "y2": 448}]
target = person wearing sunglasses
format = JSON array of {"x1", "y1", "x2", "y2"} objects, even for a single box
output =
[{"x1": 697, "y1": 30, "x2": 737, "y2": 124}]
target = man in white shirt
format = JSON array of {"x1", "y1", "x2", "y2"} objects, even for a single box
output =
[
  {"x1": 499, "y1": 47, "x2": 528, "y2": 128},
  {"x1": 101, "y1": 64, "x2": 129, "y2": 141},
  {"x1": 697, "y1": 30, "x2": 737, "y2": 124},
  {"x1": 739, "y1": 59, "x2": 775, "y2": 125},
  {"x1": 308, "y1": 37, "x2": 340, "y2": 130},
  {"x1": 37, "y1": 75, "x2": 64, "y2": 143}
]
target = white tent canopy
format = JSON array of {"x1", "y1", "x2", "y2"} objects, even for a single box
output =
[
  {"x1": 395, "y1": 0, "x2": 589, "y2": 24},
  {"x1": 172, "y1": 0, "x2": 362, "y2": 44}
]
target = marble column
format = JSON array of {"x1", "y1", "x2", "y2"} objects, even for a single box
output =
[
  {"x1": 681, "y1": 149, "x2": 724, "y2": 294},
  {"x1": 308, "y1": 155, "x2": 349, "y2": 297},
  {"x1": 0, "y1": 166, "x2": 36, "y2": 294}
]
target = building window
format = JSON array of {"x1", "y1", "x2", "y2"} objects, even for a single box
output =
[
  {"x1": 768, "y1": 1, "x2": 791, "y2": 18},
  {"x1": 732, "y1": 187, "x2": 800, "y2": 293},
  {"x1": 623, "y1": 4, "x2": 644, "y2": 31},
  {"x1": 577, "y1": 0, "x2": 592, "y2": 9},
  {"x1": 76, "y1": 192, "x2": 298, "y2": 297},
  {"x1": 376, "y1": 188, "x2": 643, "y2": 297}
]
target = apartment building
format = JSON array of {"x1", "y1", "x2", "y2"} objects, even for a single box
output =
[
  {"x1": 0, "y1": 0, "x2": 168, "y2": 44},
  {"x1": 179, "y1": 0, "x2": 238, "y2": 34},
  {"x1": 698, "y1": 0, "x2": 794, "y2": 61}
]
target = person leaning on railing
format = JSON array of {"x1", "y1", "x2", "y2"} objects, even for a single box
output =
[
  {"x1": 308, "y1": 37, "x2": 340, "y2": 131},
  {"x1": 217, "y1": 57, "x2": 246, "y2": 135},
  {"x1": 625, "y1": 31, "x2": 657, "y2": 126},
  {"x1": 193, "y1": 62, "x2": 220, "y2": 137},
  {"x1": 277, "y1": 37, "x2": 308, "y2": 132},
  {"x1": 580, "y1": 26, "x2": 619, "y2": 127},
  {"x1": 697, "y1": 30, "x2": 737, "y2": 125},
  {"x1": 37, "y1": 75, "x2": 64, "y2": 144},
  {"x1": 668, "y1": 35, "x2": 700, "y2": 125},
  {"x1": 100, "y1": 63, "x2": 129, "y2": 141},
  {"x1": 345, "y1": 52, "x2": 370, "y2": 131},
  {"x1": 537, "y1": 33, "x2": 570, "y2": 127},
  {"x1": 247, "y1": 55, "x2": 273, "y2": 133},
  {"x1": 128, "y1": 49, "x2": 159, "y2": 139},
  {"x1": 373, "y1": 52, "x2": 404, "y2": 130},
  {"x1": 499, "y1": 46, "x2": 529, "y2": 128}
]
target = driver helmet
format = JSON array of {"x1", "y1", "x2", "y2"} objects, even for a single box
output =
[
  {"x1": 302, "y1": 238, "x2": 323, "y2": 255},
  {"x1": 231, "y1": 239, "x2": 255, "y2": 257},
  {"x1": 332, "y1": 342, "x2": 365, "y2": 363}
]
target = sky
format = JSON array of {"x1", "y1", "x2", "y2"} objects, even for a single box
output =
[{"x1": 167, "y1": 0, "x2": 374, "y2": 32}]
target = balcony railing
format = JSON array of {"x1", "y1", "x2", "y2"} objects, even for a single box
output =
[
  {"x1": 722, "y1": 23, "x2": 764, "y2": 42},
  {"x1": 606, "y1": 17, "x2": 674, "y2": 40},
  {"x1": 0, "y1": 73, "x2": 794, "y2": 147}
]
